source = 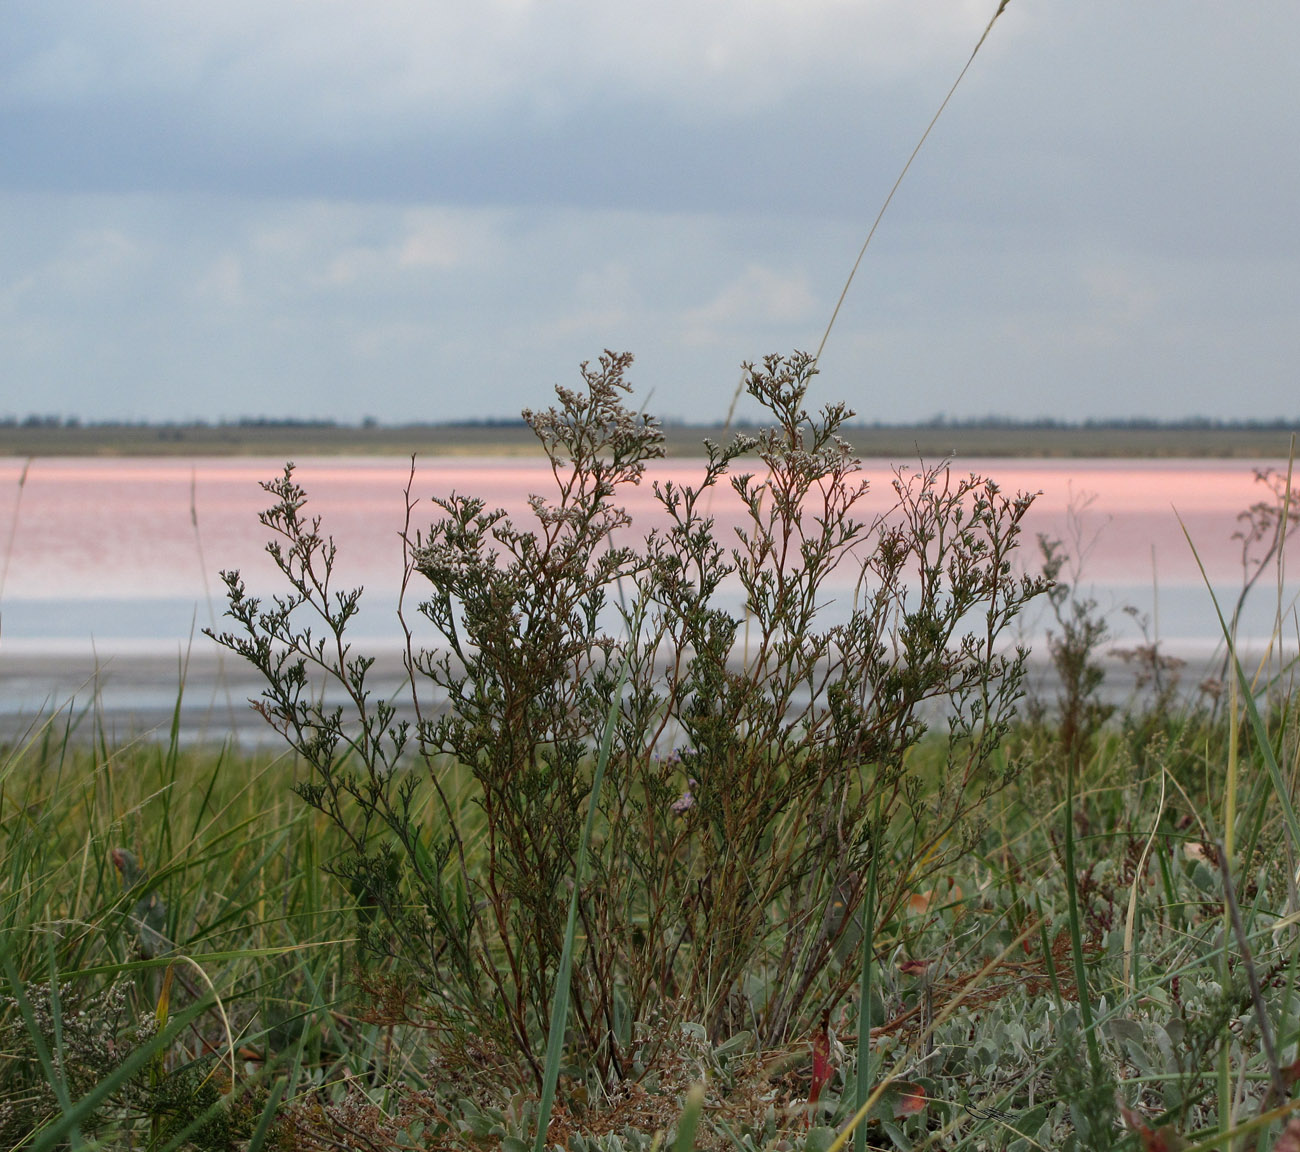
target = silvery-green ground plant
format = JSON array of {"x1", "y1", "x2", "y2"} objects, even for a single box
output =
[{"x1": 210, "y1": 349, "x2": 1047, "y2": 1100}]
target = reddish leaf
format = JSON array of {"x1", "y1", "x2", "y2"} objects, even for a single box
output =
[
  {"x1": 898, "y1": 959, "x2": 930, "y2": 977},
  {"x1": 809, "y1": 1009, "x2": 833, "y2": 1114},
  {"x1": 1273, "y1": 1116, "x2": 1300, "y2": 1152},
  {"x1": 1147, "y1": 1125, "x2": 1183, "y2": 1152},
  {"x1": 893, "y1": 1082, "x2": 928, "y2": 1117},
  {"x1": 907, "y1": 892, "x2": 933, "y2": 916},
  {"x1": 1119, "y1": 1101, "x2": 1184, "y2": 1152},
  {"x1": 907, "y1": 881, "x2": 964, "y2": 917}
]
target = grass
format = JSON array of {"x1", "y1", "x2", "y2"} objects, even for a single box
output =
[
  {"x1": 0, "y1": 719, "x2": 362, "y2": 1149},
  {"x1": 4, "y1": 643, "x2": 1300, "y2": 1149}
]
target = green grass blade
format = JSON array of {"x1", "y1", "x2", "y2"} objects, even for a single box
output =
[
  {"x1": 1063, "y1": 753, "x2": 1103, "y2": 1078},
  {"x1": 246, "y1": 1078, "x2": 287, "y2": 1152},
  {"x1": 1179, "y1": 516, "x2": 1300, "y2": 855},
  {"x1": 853, "y1": 800, "x2": 881, "y2": 1152},
  {"x1": 672, "y1": 1083, "x2": 706, "y2": 1152},
  {"x1": 533, "y1": 648, "x2": 634, "y2": 1152}
]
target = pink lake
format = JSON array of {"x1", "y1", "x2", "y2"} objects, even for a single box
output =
[{"x1": 0, "y1": 455, "x2": 1297, "y2": 654}]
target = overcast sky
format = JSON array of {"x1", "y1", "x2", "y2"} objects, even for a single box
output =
[{"x1": 2, "y1": 1, "x2": 1298, "y2": 424}]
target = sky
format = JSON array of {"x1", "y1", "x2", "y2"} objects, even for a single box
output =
[{"x1": 2, "y1": 1, "x2": 1298, "y2": 425}]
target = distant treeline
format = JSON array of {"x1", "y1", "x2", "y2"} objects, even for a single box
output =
[
  {"x1": 874, "y1": 414, "x2": 1300, "y2": 430},
  {"x1": 5, "y1": 413, "x2": 1300, "y2": 432},
  {"x1": 0, "y1": 415, "x2": 534, "y2": 430},
  {"x1": 4, "y1": 413, "x2": 1298, "y2": 458}
]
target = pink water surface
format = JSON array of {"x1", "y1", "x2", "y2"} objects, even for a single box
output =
[{"x1": 0, "y1": 455, "x2": 1291, "y2": 606}]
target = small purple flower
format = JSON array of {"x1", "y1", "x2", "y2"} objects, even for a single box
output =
[{"x1": 671, "y1": 778, "x2": 698, "y2": 814}]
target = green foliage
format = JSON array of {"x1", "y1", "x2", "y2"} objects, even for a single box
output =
[{"x1": 1033, "y1": 532, "x2": 1114, "y2": 772}]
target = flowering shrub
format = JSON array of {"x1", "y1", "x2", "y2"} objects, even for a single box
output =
[{"x1": 211, "y1": 350, "x2": 1045, "y2": 1093}]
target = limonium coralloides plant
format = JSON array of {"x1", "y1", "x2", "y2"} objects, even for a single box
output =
[{"x1": 210, "y1": 350, "x2": 1046, "y2": 1096}]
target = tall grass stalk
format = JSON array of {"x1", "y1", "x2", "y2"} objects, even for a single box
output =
[
  {"x1": 1122, "y1": 768, "x2": 1165, "y2": 994},
  {"x1": 814, "y1": 0, "x2": 1011, "y2": 364},
  {"x1": 1180, "y1": 509, "x2": 1300, "y2": 1144},
  {"x1": 1214, "y1": 840, "x2": 1285, "y2": 1102},
  {"x1": 1181, "y1": 520, "x2": 1300, "y2": 856},
  {"x1": 189, "y1": 465, "x2": 239, "y2": 731},
  {"x1": 0, "y1": 456, "x2": 31, "y2": 611}
]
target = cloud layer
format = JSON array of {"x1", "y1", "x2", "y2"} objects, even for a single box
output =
[{"x1": 3, "y1": 1, "x2": 1298, "y2": 423}]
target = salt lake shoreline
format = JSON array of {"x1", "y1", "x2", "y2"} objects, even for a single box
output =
[{"x1": 0, "y1": 642, "x2": 1245, "y2": 748}]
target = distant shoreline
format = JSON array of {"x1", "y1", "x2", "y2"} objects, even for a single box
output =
[
  {"x1": 0, "y1": 644, "x2": 1240, "y2": 747},
  {"x1": 2, "y1": 420, "x2": 1298, "y2": 459}
]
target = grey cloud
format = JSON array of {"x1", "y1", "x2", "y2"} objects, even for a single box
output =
[{"x1": 2, "y1": 1, "x2": 1299, "y2": 424}]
